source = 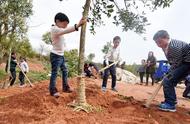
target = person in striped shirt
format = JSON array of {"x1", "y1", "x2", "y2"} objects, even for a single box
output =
[{"x1": 153, "y1": 30, "x2": 190, "y2": 112}]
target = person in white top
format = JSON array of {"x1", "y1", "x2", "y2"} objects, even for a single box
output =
[
  {"x1": 19, "y1": 57, "x2": 29, "y2": 87},
  {"x1": 102, "y1": 36, "x2": 122, "y2": 92},
  {"x1": 49, "y1": 12, "x2": 87, "y2": 98}
]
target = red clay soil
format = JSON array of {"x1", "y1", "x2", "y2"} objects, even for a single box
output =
[
  {"x1": 27, "y1": 61, "x2": 45, "y2": 72},
  {"x1": 0, "y1": 78, "x2": 190, "y2": 124},
  {"x1": 0, "y1": 61, "x2": 45, "y2": 72}
]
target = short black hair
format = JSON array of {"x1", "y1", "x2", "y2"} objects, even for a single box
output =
[
  {"x1": 113, "y1": 36, "x2": 121, "y2": 42},
  {"x1": 153, "y1": 30, "x2": 170, "y2": 41},
  {"x1": 11, "y1": 52, "x2": 16, "y2": 56},
  {"x1": 54, "y1": 12, "x2": 70, "y2": 23}
]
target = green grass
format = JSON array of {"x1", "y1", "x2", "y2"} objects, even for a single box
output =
[
  {"x1": 0, "y1": 69, "x2": 49, "y2": 85},
  {"x1": 27, "y1": 71, "x2": 49, "y2": 83},
  {"x1": 0, "y1": 69, "x2": 6, "y2": 80}
]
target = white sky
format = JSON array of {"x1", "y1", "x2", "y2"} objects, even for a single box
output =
[{"x1": 28, "y1": 0, "x2": 190, "y2": 64}]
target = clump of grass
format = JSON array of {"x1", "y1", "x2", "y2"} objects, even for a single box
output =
[
  {"x1": 93, "y1": 106, "x2": 104, "y2": 113},
  {"x1": 27, "y1": 71, "x2": 49, "y2": 83},
  {"x1": 0, "y1": 69, "x2": 6, "y2": 80},
  {"x1": 118, "y1": 94, "x2": 134, "y2": 101},
  {"x1": 0, "y1": 96, "x2": 6, "y2": 103}
]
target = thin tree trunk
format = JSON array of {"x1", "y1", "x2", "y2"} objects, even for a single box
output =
[
  {"x1": 2, "y1": 48, "x2": 11, "y2": 89},
  {"x1": 77, "y1": 0, "x2": 91, "y2": 105}
]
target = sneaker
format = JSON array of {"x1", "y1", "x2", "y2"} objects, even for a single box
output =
[
  {"x1": 63, "y1": 86, "x2": 73, "y2": 93},
  {"x1": 111, "y1": 88, "x2": 118, "y2": 92},
  {"x1": 63, "y1": 88, "x2": 73, "y2": 93},
  {"x1": 188, "y1": 92, "x2": 190, "y2": 97},
  {"x1": 159, "y1": 102, "x2": 176, "y2": 112},
  {"x1": 52, "y1": 92, "x2": 60, "y2": 98},
  {"x1": 183, "y1": 93, "x2": 190, "y2": 99},
  {"x1": 161, "y1": 101, "x2": 177, "y2": 104},
  {"x1": 188, "y1": 111, "x2": 190, "y2": 115},
  {"x1": 50, "y1": 88, "x2": 59, "y2": 98},
  {"x1": 102, "y1": 87, "x2": 106, "y2": 92},
  {"x1": 19, "y1": 84, "x2": 26, "y2": 88}
]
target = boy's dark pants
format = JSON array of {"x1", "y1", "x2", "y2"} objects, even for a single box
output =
[
  {"x1": 9, "y1": 70, "x2": 16, "y2": 86},
  {"x1": 49, "y1": 53, "x2": 69, "y2": 94},
  {"x1": 102, "y1": 61, "x2": 116, "y2": 89},
  {"x1": 183, "y1": 80, "x2": 190, "y2": 98},
  {"x1": 139, "y1": 72, "x2": 145, "y2": 83},
  {"x1": 84, "y1": 70, "x2": 92, "y2": 77},
  {"x1": 19, "y1": 71, "x2": 26, "y2": 85},
  {"x1": 163, "y1": 63, "x2": 190, "y2": 106}
]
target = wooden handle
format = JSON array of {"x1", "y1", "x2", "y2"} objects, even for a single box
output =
[
  {"x1": 145, "y1": 82, "x2": 163, "y2": 107},
  {"x1": 99, "y1": 61, "x2": 119, "y2": 73}
]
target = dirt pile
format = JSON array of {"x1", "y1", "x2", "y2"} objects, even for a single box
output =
[{"x1": 0, "y1": 78, "x2": 190, "y2": 124}]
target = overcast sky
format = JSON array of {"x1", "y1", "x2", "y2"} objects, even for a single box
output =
[{"x1": 28, "y1": 0, "x2": 190, "y2": 64}]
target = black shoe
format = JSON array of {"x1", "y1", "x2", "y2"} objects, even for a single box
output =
[
  {"x1": 51, "y1": 92, "x2": 60, "y2": 98},
  {"x1": 63, "y1": 89, "x2": 73, "y2": 93},
  {"x1": 50, "y1": 88, "x2": 59, "y2": 98},
  {"x1": 183, "y1": 95, "x2": 190, "y2": 99},
  {"x1": 111, "y1": 88, "x2": 118, "y2": 92},
  {"x1": 63, "y1": 86, "x2": 73, "y2": 93},
  {"x1": 188, "y1": 111, "x2": 190, "y2": 115}
]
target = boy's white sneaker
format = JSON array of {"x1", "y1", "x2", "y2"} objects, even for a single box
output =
[
  {"x1": 102, "y1": 87, "x2": 106, "y2": 92},
  {"x1": 19, "y1": 84, "x2": 26, "y2": 88}
]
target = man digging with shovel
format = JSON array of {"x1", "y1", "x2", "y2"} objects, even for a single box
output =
[{"x1": 153, "y1": 30, "x2": 190, "y2": 112}]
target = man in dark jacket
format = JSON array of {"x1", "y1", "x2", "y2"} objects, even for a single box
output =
[
  {"x1": 153, "y1": 30, "x2": 190, "y2": 112},
  {"x1": 5, "y1": 52, "x2": 17, "y2": 86}
]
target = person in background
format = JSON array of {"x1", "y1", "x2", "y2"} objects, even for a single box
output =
[
  {"x1": 137, "y1": 59, "x2": 146, "y2": 84},
  {"x1": 146, "y1": 51, "x2": 157, "y2": 86},
  {"x1": 18, "y1": 57, "x2": 29, "y2": 87},
  {"x1": 102, "y1": 36, "x2": 122, "y2": 92},
  {"x1": 5, "y1": 52, "x2": 17, "y2": 86},
  {"x1": 89, "y1": 63, "x2": 99, "y2": 79},
  {"x1": 84, "y1": 63, "x2": 93, "y2": 78},
  {"x1": 120, "y1": 61, "x2": 126, "y2": 69}
]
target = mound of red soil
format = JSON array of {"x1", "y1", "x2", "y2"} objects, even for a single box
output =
[{"x1": 0, "y1": 78, "x2": 190, "y2": 124}]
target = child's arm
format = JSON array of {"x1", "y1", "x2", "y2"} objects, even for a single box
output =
[
  {"x1": 117, "y1": 49, "x2": 122, "y2": 62},
  {"x1": 54, "y1": 18, "x2": 87, "y2": 37},
  {"x1": 25, "y1": 63, "x2": 29, "y2": 73},
  {"x1": 104, "y1": 48, "x2": 112, "y2": 65}
]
